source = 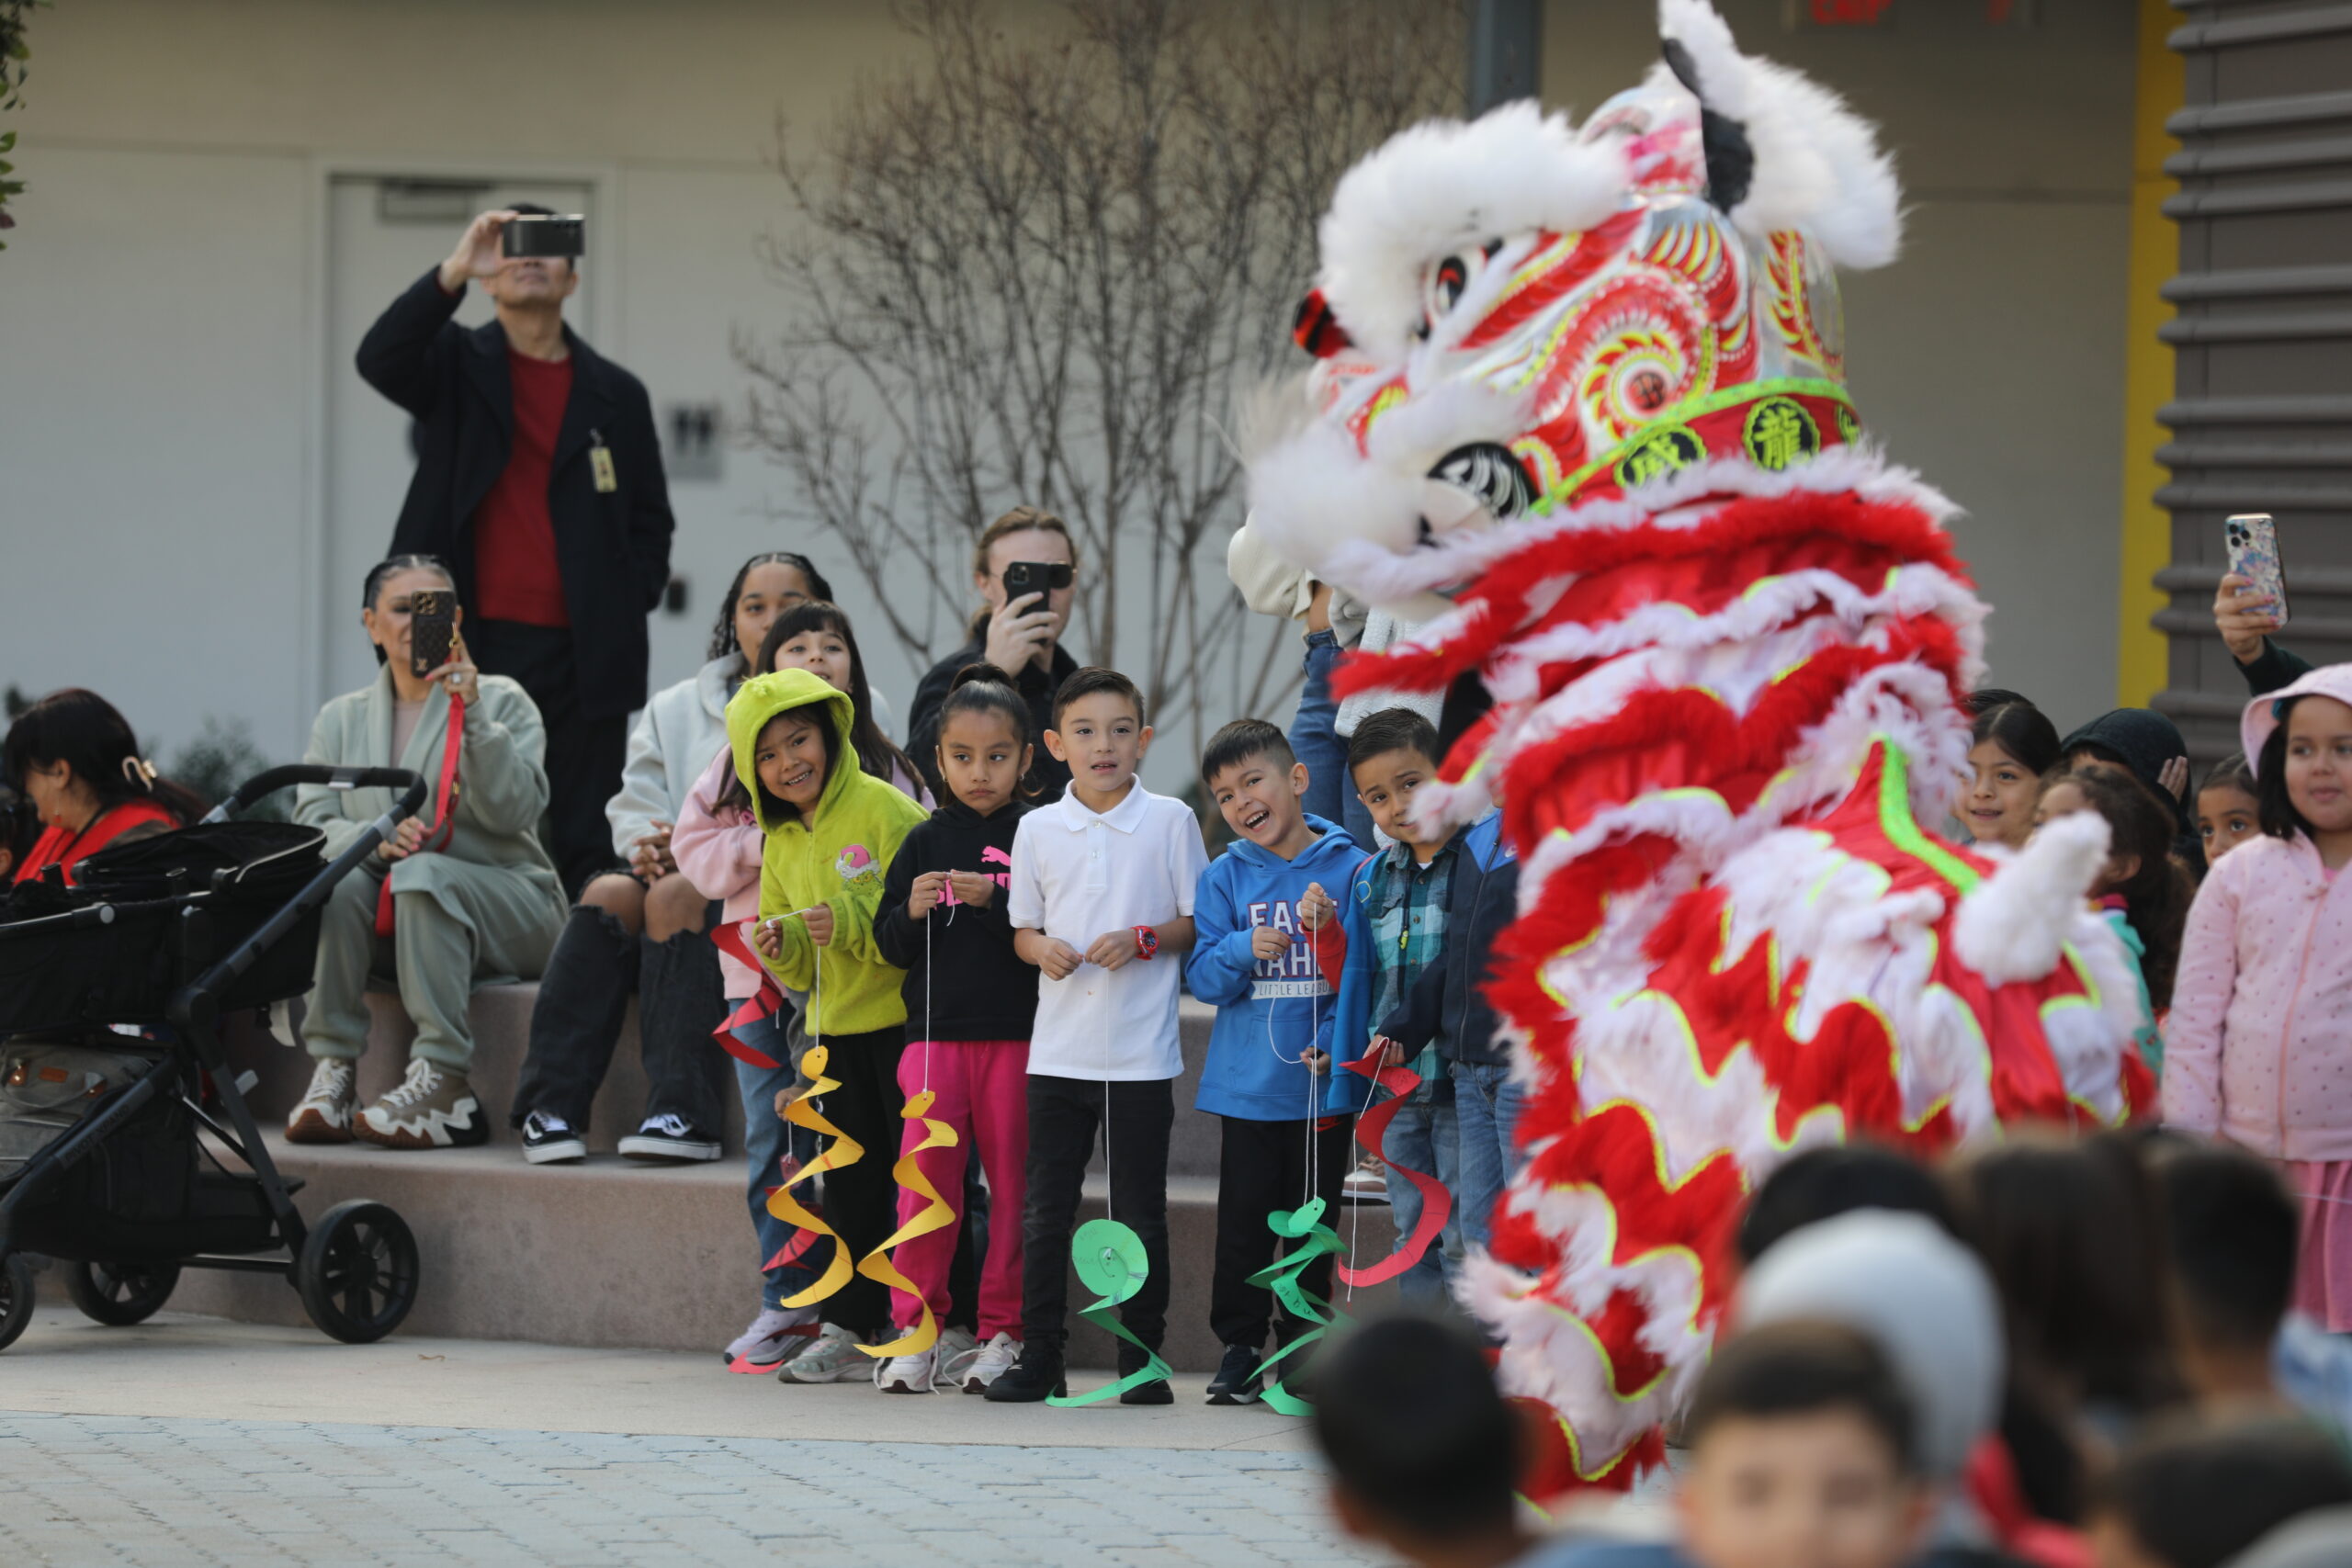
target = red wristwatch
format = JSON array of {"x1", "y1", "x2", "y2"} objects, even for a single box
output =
[{"x1": 1133, "y1": 925, "x2": 1159, "y2": 961}]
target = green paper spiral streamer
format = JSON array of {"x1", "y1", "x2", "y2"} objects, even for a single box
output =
[
  {"x1": 1046, "y1": 1219, "x2": 1172, "y2": 1407},
  {"x1": 1244, "y1": 1196, "x2": 1349, "y2": 1416}
]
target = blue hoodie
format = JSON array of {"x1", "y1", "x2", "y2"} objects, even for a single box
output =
[{"x1": 1186, "y1": 815, "x2": 1373, "y2": 1121}]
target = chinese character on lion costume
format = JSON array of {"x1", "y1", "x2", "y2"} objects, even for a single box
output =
[{"x1": 1244, "y1": 0, "x2": 2154, "y2": 1490}]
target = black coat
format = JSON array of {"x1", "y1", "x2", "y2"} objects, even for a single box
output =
[
  {"x1": 1378, "y1": 814, "x2": 1519, "y2": 1067},
  {"x1": 359, "y1": 267, "x2": 674, "y2": 719},
  {"x1": 904, "y1": 619, "x2": 1077, "y2": 804},
  {"x1": 873, "y1": 798, "x2": 1037, "y2": 1042}
]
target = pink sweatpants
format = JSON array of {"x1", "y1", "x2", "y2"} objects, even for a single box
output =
[{"x1": 889, "y1": 1039, "x2": 1030, "y2": 1339}]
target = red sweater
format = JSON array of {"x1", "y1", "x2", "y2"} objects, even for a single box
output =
[
  {"x1": 13, "y1": 798, "x2": 180, "y2": 886},
  {"x1": 472, "y1": 348, "x2": 573, "y2": 626}
]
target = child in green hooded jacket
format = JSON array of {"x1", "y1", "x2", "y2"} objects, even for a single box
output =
[{"x1": 735, "y1": 667, "x2": 929, "y2": 1378}]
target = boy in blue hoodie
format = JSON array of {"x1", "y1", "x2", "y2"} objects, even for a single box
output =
[{"x1": 1187, "y1": 719, "x2": 1367, "y2": 1405}]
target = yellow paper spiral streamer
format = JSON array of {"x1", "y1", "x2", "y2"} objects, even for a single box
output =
[
  {"x1": 767, "y1": 1043, "x2": 864, "y2": 1310},
  {"x1": 854, "y1": 1088, "x2": 962, "y2": 1359}
]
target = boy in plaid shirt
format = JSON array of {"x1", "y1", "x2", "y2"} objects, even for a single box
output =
[{"x1": 1328, "y1": 708, "x2": 1464, "y2": 1307}]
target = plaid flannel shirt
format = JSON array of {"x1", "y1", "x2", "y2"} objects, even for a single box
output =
[{"x1": 1366, "y1": 831, "x2": 1460, "y2": 1104}]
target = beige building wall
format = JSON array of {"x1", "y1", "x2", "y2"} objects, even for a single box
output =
[
  {"x1": 2, "y1": 0, "x2": 2141, "y2": 783},
  {"x1": 1544, "y1": 0, "x2": 2141, "y2": 728}
]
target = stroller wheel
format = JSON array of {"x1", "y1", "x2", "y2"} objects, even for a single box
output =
[
  {"x1": 0, "y1": 1254, "x2": 34, "y2": 1351},
  {"x1": 295, "y1": 1200, "x2": 419, "y2": 1345},
  {"x1": 65, "y1": 1260, "x2": 180, "y2": 1326}
]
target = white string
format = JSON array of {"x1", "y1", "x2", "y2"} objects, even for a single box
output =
[{"x1": 1103, "y1": 939, "x2": 1114, "y2": 1223}]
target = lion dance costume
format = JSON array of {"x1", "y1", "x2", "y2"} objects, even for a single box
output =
[{"x1": 1245, "y1": 0, "x2": 2153, "y2": 1488}]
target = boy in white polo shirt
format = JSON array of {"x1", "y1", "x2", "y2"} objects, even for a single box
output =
[{"x1": 989, "y1": 667, "x2": 1207, "y2": 1405}]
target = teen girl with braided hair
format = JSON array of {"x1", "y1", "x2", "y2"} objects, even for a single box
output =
[{"x1": 510, "y1": 552, "x2": 832, "y2": 1167}]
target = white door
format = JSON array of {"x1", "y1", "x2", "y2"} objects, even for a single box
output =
[{"x1": 322, "y1": 176, "x2": 594, "y2": 704}]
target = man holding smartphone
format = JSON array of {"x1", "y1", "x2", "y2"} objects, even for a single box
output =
[
  {"x1": 906, "y1": 505, "x2": 1081, "y2": 802},
  {"x1": 357, "y1": 204, "x2": 675, "y2": 896}
]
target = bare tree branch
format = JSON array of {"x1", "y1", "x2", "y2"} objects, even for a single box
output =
[{"x1": 739, "y1": 0, "x2": 1463, "y2": 730}]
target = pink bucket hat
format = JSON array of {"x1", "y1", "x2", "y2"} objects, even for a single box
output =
[{"x1": 2243, "y1": 662, "x2": 2352, "y2": 778}]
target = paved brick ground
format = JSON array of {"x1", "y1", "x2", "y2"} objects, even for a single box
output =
[{"x1": 0, "y1": 1411, "x2": 1374, "y2": 1568}]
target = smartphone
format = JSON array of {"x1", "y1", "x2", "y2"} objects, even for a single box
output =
[
  {"x1": 2225, "y1": 513, "x2": 2289, "y2": 630},
  {"x1": 1001, "y1": 559, "x2": 1073, "y2": 606},
  {"x1": 409, "y1": 590, "x2": 457, "y2": 679},
  {"x1": 501, "y1": 214, "x2": 585, "y2": 259}
]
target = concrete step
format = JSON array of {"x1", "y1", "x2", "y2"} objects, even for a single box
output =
[
  {"x1": 231, "y1": 991, "x2": 1241, "y2": 1178},
  {"x1": 210, "y1": 998, "x2": 1398, "y2": 1374},
  {"x1": 166, "y1": 1134, "x2": 1398, "y2": 1375}
]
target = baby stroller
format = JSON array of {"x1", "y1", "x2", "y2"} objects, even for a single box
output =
[{"x1": 0, "y1": 765, "x2": 427, "y2": 1351}]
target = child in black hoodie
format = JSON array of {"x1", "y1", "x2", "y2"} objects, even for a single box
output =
[{"x1": 873, "y1": 663, "x2": 1038, "y2": 1394}]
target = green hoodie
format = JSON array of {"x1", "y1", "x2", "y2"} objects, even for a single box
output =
[{"x1": 726, "y1": 669, "x2": 929, "y2": 1035}]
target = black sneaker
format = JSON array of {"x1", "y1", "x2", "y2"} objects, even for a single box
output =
[
  {"x1": 982, "y1": 1347, "x2": 1067, "y2": 1404},
  {"x1": 618, "y1": 1113, "x2": 721, "y2": 1163},
  {"x1": 520, "y1": 1111, "x2": 586, "y2": 1165},
  {"x1": 1117, "y1": 1343, "x2": 1173, "y2": 1406},
  {"x1": 1205, "y1": 1344, "x2": 1262, "y2": 1405}
]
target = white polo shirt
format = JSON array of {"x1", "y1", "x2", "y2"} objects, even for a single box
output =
[{"x1": 1009, "y1": 784, "x2": 1209, "y2": 1081}]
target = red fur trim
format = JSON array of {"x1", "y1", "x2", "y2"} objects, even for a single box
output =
[
  {"x1": 1333, "y1": 488, "x2": 1970, "y2": 698},
  {"x1": 1489, "y1": 1198, "x2": 1558, "y2": 1273},
  {"x1": 1523, "y1": 1105, "x2": 1743, "y2": 1299},
  {"x1": 1502, "y1": 834, "x2": 1675, "y2": 964},
  {"x1": 1498, "y1": 615, "x2": 1965, "y2": 852},
  {"x1": 1589, "y1": 1287, "x2": 1670, "y2": 1398}
]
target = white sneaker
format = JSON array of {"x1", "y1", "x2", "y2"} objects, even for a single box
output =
[
  {"x1": 959, "y1": 1332, "x2": 1023, "y2": 1393},
  {"x1": 876, "y1": 1348, "x2": 936, "y2": 1393},
  {"x1": 353, "y1": 1059, "x2": 485, "y2": 1150},
  {"x1": 934, "y1": 1324, "x2": 979, "y2": 1382},
  {"x1": 724, "y1": 1305, "x2": 818, "y2": 1371},
  {"x1": 286, "y1": 1058, "x2": 356, "y2": 1145},
  {"x1": 779, "y1": 1323, "x2": 871, "y2": 1384}
]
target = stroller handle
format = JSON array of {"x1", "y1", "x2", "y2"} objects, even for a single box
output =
[{"x1": 209, "y1": 766, "x2": 426, "y2": 822}]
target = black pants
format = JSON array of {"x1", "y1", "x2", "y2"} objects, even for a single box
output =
[
  {"x1": 467, "y1": 618, "x2": 629, "y2": 898},
  {"x1": 1211, "y1": 1112, "x2": 1355, "y2": 1351},
  {"x1": 817, "y1": 1026, "x2": 906, "y2": 1338},
  {"x1": 1021, "y1": 1074, "x2": 1172, "y2": 1356},
  {"x1": 512, "y1": 905, "x2": 730, "y2": 1134}
]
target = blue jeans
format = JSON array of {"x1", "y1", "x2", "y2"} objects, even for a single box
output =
[
  {"x1": 1449, "y1": 1060, "x2": 1526, "y2": 1257},
  {"x1": 734, "y1": 1037, "x2": 825, "y2": 1312},
  {"x1": 1293, "y1": 630, "x2": 1378, "y2": 849},
  {"x1": 1377, "y1": 1093, "x2": 1461, "y2": 1308}
]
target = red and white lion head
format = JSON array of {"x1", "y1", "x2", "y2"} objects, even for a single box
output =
[{"x1": 1250, "y1": 0, "x2": 1901, "y2": 621}]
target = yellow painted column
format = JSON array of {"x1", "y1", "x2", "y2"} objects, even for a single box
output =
[{"x1": 2118, "y1": 0, "x2": 2185, "y2": 705}]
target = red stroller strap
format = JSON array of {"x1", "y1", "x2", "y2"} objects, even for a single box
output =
[{"x1": 375, "y1": 694, "x2": 466, "y2": 939}]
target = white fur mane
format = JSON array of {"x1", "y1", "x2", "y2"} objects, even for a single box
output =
[
  {"x1": 1316, "y1": 100, "x2": 1628, "y2": 363},
  {"x1": 1657, "y1": 0, "x2": 1901, "y2": 268}
]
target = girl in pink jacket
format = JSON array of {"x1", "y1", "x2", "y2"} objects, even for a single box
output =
[{"x1": 2164, "y1": 663, "x2": 2352, "y2": 1327}]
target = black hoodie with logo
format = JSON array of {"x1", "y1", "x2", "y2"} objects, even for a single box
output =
[{"x1": 875, "y1": 796, "x2": 1037, "y2": 1042}]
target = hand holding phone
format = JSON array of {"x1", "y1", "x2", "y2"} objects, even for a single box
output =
[
  {"x1": 408, "y1": 590, "x2": 457, "y2": 679},
  {"x1": 985, "y1": 562, "x2": 1068, "y2": 672},
  {"x1": 2224, "y1": 514, "x2": 2289, "y2": 633}
]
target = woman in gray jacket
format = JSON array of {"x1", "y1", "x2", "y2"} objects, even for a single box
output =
[{"x1": 287, "y1": 555, "x2": 568, "y2": 1149}]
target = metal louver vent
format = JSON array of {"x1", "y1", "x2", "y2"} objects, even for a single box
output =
[{"x1": 2155, "y1": 0, "x2": 2352, "y2": 759}]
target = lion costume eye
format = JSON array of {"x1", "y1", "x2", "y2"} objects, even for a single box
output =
[{"x1": 1423, "y1": 243, "x2": 1499, "y2": 332}]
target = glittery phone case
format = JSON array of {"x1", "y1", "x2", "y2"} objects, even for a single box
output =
[{"x1": 2225, "y1": 513, "x2": 2289, "y2": 630}]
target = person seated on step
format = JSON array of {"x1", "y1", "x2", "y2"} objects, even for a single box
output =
[
  {"x1": 286, "y1": 554, "x2": 567, "y2": 1150},
  {"x1": 508, "y1": 552, "x2": 828, "y2": 1166}
]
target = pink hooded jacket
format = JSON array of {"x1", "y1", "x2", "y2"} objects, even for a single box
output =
[
  {"x1": 672, "y1": 739, "x2": 933, "y2": 1002},
  {"x1": 2163, "y1": 663, "x2": 2352, "y2": 1160}
]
